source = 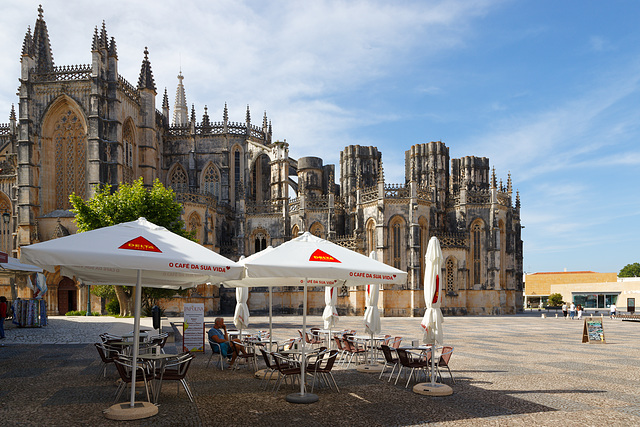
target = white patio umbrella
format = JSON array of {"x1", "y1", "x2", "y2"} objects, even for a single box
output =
[
  {"x1": 21, "y1": 218, "x2": 243, "y2": 418},
  {"x1": 321, "y1": 285, "x2": 339, "y2": 349},
  {"x1": 362, "y1": 251, "x2": 382, "y2": 369},
  {"x1": 0, "y1": 252, "x2": 43, "y2": 300},
  {"x1": 416, "y1": 236, "x2": 451, "y2": 396},
  {"x1": 233, "y1": 285, "x2": 250, "y2": 340},
  {"x1": 226, "y1": 232, "x2": 407, "y2": 404}
]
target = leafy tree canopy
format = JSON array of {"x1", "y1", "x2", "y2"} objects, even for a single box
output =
[
  {"x1": 620, "y1": 263, "x2": 640, "y2": 278},
  {"x1": 548, "y1": 293, "x2": 564, "y2": 307},
  {"x1": 71, "y1": 178, "x2": 191, "y2": 315}
]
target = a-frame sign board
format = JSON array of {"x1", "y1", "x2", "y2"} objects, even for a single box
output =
[{"x1": 582, "y1": 318, "x2": 606, "y2": 343}]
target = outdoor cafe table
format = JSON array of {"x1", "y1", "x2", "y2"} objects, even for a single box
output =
[
  {"x1": 137, "y1": 352, "x2": 180, "y2": 404},
  {"x1": 351, "y1": 334, "x2": 388, "y2": 364}
]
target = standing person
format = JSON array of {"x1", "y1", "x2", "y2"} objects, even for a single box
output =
[
  {"x1": 569, "y1": 302, "x2": 576, "y2": 320},
  {"x1": 577, "y1": 304, "x2": 583, "y2": 320},
  {"x1": 610, "y1": 303, "x2": 617, "y2": 319},
  {"x1": 207, "y1": 317, "x2": 247, "y2": 369},
  {"x1": 0, "y1": 296, "x2": 7, "y2": 339},
  {"x1": 562, "y1": 302, "x2": 568, "y2": 319}
]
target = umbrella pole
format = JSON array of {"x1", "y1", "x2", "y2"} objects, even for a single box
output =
[
  {"x1": 286, "y1": 278, "x2": 318, "y2": 404},
  {"x1": 269, "y1": 287, "x2": 273, "y2": 352},
  {"x1": 431, "y1": 344, "x2": 436, "y2": 386},
  {"x1": 130, "y1": 269, "x2": 142, "y2": 407}
]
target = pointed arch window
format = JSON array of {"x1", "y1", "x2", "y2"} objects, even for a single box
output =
[
  {"x1": 389, "y1": 217, "x2": 405, "y2": 270},
  {"x1": 418, "y1": 217, "x2": 428, "y2": 286},
  {"x1": 446, "y1": 257, "x2": 456, "y2": 294},
  {"x1": 471, "y1": 220, "x2": 484, "y2": 285},
  {"x1": 188, "y1": 212, "x2": 202, "y2": 243},
  {"x1": 366, "y1": 219, "x2": 376, "y2": 255},
  {"x1": 170, "y1": 165, "x2": 188, "y2": 193},
  {"x1": 54, "y1": 110, "x2": 86, "y2": 209},
  {"x1": 202, "y1": 164, "x2": 220, "y2": 199},
  {"x1": 310, "y1": 222, "x2": 324, "y2": 239},
  {"x1": 123, "y1": 122, "x2": 135, "y2": 184}
]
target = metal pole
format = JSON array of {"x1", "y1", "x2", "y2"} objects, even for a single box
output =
[
  {"x1": 86, "y1": 284, "x2": 91, "y2": 316},
  {"x1": 130, "y1": 270, "x2": 143, "y2": 407}
]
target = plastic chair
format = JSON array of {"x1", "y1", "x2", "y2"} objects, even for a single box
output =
[
  {"x1": 395, "y1": 348, "x2": 429, "y2": 388},
  {"x1": 378, "y1": 344, "x2": 399, "y2": 382},
  {"x1": 271, "y1": 353, "x2": 301, "y2": 394},
  {"x1": 342, "y1": 337, "x2": 366, "y2": 368},
  {"x1": 333, "y1": 336, "x2": 347, "y2": 365},
  {"x1": 112, "y1": 356, "x2": 152, "y2": 403},
  {"x1": 94, "y1": 342, "x2": 117, "y2": 379},
  {"x1": 259, "y1": 349, "x2": 278, "y2": 390},
  {"x1": 232, "y1": 341, "x2": 257, "y2": 371},
  {"x1": 155, "y1": 353, "x2": 195, "y2": 402},
  {"x1": 299, "y1": 329, "x2": 323, "y2": 347},
  {"x1": 307, "y1": 349, "x2": 340, "y2": 393},
  {"x1": 435, "y1": 346, "x2": 455, "y2": 384},
  {"x1": 390, "y1": 336, "x2": 403, "y2": 348},
  {"x1": 148, "y1": 333, "x2": 169, "y2": 353},
  {"x1": 207, "y1": 337, "x2": 226, "y2": 370}
]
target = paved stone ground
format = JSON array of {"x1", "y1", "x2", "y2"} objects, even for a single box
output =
[{"x1": 1, "y1": 312, "x2": 639, "y2": 426}]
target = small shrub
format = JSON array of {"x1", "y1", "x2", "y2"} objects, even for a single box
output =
[{"x1": 106, "y1": 298, "x2": 120, "y2": 315}]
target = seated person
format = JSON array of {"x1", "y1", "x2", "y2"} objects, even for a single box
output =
[{"x1": 207, "y1": 317, "x2": 247, "y2": 369}]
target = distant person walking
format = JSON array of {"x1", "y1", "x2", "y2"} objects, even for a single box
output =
[
  {"x1": 569, "y1": 302, "x2": 576, "y2": 320},
  {"x1": 577, "y1": 304, "x2": 583, "y2": 320},
  {"x1": 0, "y1": 296, "x2": 7, "y2": 339},
  {"x1": 562, "y1": 303, "x2": 568, "y2": 319},
  {"x1": 610, "y1": 303, "x2": 617, "y2": 319}
]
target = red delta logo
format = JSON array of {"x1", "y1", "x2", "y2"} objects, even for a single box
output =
[
  {"x1": 432, "y1": 275, "x2": 439, "y2": 304},
  {"x1": 119, "y1": 236, "x2": 162, "y2": 253},
  {"x1": 309, "y1": 249, "x2": 340, "y2": 263}
]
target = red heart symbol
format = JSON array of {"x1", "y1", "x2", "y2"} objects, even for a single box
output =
[
  {"x1": 226, "y1": 266, "x2": 230, "y2": 270},
  {"x1": 393, "y1": 275, "x2": 396, "y2": 278}
]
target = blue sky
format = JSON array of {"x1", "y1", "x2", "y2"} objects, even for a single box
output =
[{"x1": 0, "y1": 1, "x2": 638, "y2": 274}]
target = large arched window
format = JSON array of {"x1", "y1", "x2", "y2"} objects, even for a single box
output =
[
  {"x1": 202, "y1": 163, "x2": 220, "y2": 199},
  {"x1": 231, "y1": 145, "x2": 243, "y2": 204},
  {"x1": 169, "y1": 164, "x2": 188, "y2": 193},
  {"x1": 251, "y1": 228, "x2": 269, "y2": 254},
  {"x1": 365, "y1": 218, "x2": 376, "y2": 255},
  {"x1": 122, "y1": 120, "x2": 136, "y2": 184},
  {"x1": 250, "y1": 154, "x2": 271, "y2": 203},
  {"x1": 499, "y1": 219, "x2": 506, "y2": 289},
  {"x1": 389, "y1": 216, "x2": 405, "y2": 270},
  {"x1": 0, "y1": 194, "x2": 11, "y2": 254},
  {"x1": 470, "y1": 219, "x2": 485, "y2": 286}
]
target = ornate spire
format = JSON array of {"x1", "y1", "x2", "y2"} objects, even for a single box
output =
[
  {"x1": 515, "y1": 190, "x2": 520, "y2": 210},
  {"x1": 263, "y1": 111, "x2": 268, "y2": 129},
  {"x1": 202, "y1": 105, "x2": 211, "y2": 128},
  {"x1": 9, "y1": 104, "x2": 16, "y2": 121},
  {"x1": 162, "y1": 88, "x2": 169, "y2": 109},
  {"x1": 108, "y1": 37, "x2": 117, "y2": 57},
  {"x1": 100, "y1": 21, "x2": 108, "y2": 50},
  {"x1": 491, "y1": 167, "x2": 497, "y2": 189},
  {"x1": 190, "y1": 104, "x2": 196, "y2": 124},
  {"x1": 32, "y1": 5, "x2": 54, "y2": 72},
  {"x1": 172, "y1": 71, "x2": 188, "y2": 126},
  {"x1": 246, "y1": 105, "x2": 251, "y2": 123},
  {"x1": 223, "y1": 103, "x2": 228, "y2": 123},
  {"x1": 91, "y1": 27, "x2": 99, "y2": 51},
  {"x1": 507, "y1": 172, "x2": 512, "y2": 193},
  {"x1": 378, "y1": 161, "x2": 385, "y2": 184},
  {"x1": 137, "y1": 47, "x2": 156, "y2": 91},
  {"x1": 22, "y1": 26, "x2": 34, "y2": 57}
]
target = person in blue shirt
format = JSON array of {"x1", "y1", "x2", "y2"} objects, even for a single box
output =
[{"x1": 207, "y1": 317, "x2": 246, "y2": 369}]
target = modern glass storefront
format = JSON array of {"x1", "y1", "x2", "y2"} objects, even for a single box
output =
[{"x1": 572, "y1": 293, "x2": 618, "y2": 309}]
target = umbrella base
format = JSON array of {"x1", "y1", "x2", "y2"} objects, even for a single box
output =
[
  {"x1": 356, "y1": 363, "x2": 384, "y2": 373},
  {"x1": 412, "y1": 382, "x2": 453, "y2": 396},
  {"x1": 286, "y1": 392, "x2": 319, "y2": 404},
  {"x1": 103, "y1": 402, "x2": 158, "y2": 420},
  {"x1": 254, "y1": 369, "x2": 277, "y2": 380}
]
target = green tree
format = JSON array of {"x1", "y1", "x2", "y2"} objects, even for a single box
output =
[
  {"x1": 548, "y1": 293, "x2": 564, "y2": 307},
  {"x1": 619, "y1": 263, "x2": 640, "y2": 278},
  {"x1": 71, "y1": 178, "x2": 191, "y2": 316}
]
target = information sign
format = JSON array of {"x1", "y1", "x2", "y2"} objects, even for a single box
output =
[
  {"x1": 183, "y1": 303, "x2": 205, "y2": 352},
  {"x1": 582, "y1": 318, "x2": 605, "y2": 343}
]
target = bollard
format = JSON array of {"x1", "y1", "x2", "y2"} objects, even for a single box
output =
[
  {"x1": 555, "y1": 313, "x2": 558, "y2": 318},
  {"x1": 541, "y1": 313, "x2": 546, "y2": 319}
]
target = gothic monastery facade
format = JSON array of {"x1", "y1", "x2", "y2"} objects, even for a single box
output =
[{"x1": 0, "y1": 8, "x2": 523, "y2": 316}]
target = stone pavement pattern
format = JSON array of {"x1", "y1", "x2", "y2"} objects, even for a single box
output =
[{"x1": 1, "y1": 313, "x2": 639, "y2": 426}]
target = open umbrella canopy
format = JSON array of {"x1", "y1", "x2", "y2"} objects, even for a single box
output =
[
  {"x1": 20, "y1": 217, "x2": 243, "y2": 287},
  {"x1": 0, "y1": 252, "x2": 42, "y2": 277},
  {"x1": 420, "y1": 236, "x2": 444, "y2": 345},
  {"x1": 241, "y1": 232, "x2": 406, "y2": 286}
]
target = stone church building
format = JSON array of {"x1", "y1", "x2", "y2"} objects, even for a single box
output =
[{"x1": 0, "y1": 7, "x2": 523, "y2": 316}]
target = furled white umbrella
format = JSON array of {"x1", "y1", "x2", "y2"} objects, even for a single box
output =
[
  {"x1": 225, "y1": 232, "x2": 407, "y2": 404},
  {"x1": 21, "y1": 218, "x2": 243, "y2": 418},
  {"x1": 362, "y1": 251, "x2": 381, "y2": 368},
  {"x1": 322, "y1": 286, "x2": 339, "y2": 330},
  {"x1": 233, "y1": 285, "x2": 250, "y2": 339},
  {"x1": 416, "y1": 236, "x2": 451, "y2": 396}
]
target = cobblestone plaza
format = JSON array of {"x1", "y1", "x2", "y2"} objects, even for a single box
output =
[{"x1": 1, "y1": 312, "x2": 638, "y2": 426}]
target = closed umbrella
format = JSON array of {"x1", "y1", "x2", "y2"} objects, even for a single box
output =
[
  {"x1": 21, "y1": 218, "x2": 243, "y2": 418},
  {"x1": 361, "y1": 251, "x2": 381, "y2": 370},
  {"x1": 233, "y1": 285, "x2": 250, "y2": 340},
  {"x1": 415, "y1": 236, "x2": 452, "y2": 396},
  {"x1": 322, "y1": 285, "x2": 339, "y2": 348}
]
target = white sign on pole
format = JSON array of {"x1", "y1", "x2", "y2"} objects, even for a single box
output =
[{"x1": 183, "y1": 303, "x2": 205, "y2": 352}]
